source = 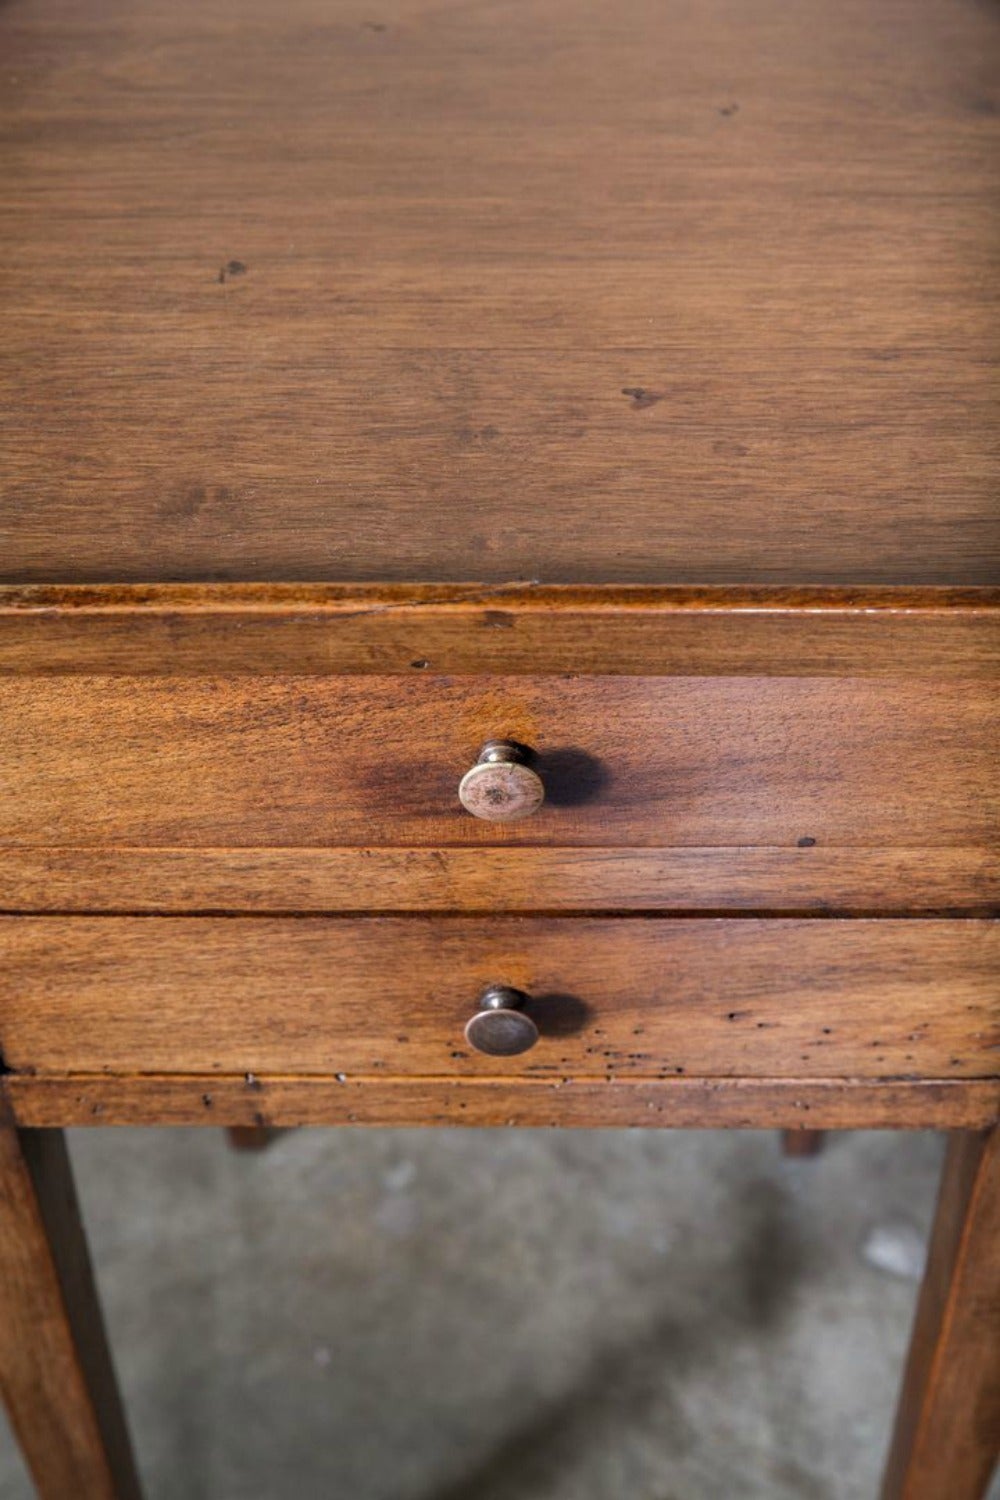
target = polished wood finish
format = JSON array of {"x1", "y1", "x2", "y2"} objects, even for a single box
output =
[
  {"x1": 0, "y1": 1126, "x2": 142, "y2": 1500},
  {"x1": 1, "y1": 0, "x2": 998, "y2": 1490},
  {"x1": 1, "y1": 916, "x2": 995, "y2": 1080},
  {"x1": 1, "y1": 586, "x2": 998, "y2": 678},
  {"x1": 2, "y1": 675, "x2": 995, "y2": 851},
  {"x1": 2, "y1": 0, "x2": 997, "y2": 587},
  {"x1": 4, "y1": 1076, "x2": 997, "y2": 1133},
  {"x1": 882, "y1": 1128, "x2": 1000, "y2": 1500},
  {"x1": 3, "y1": 846, "x2": 996, "y2": 916}
]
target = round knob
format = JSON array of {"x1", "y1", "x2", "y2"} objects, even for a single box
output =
[
  {"x1": 458, "y1": 741, "x2": 544, "y2": 823},
  {"x1": 464, "y1": 985, "x2": 539, "y2": 1056}
]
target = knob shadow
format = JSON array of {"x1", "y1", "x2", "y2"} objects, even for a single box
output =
[
  {"x1": 536, "y1": 747, "x2": 610, "y2": 808},
  {"x1": 531, "y1": 992, "x2": 592, "y2": 1039}
]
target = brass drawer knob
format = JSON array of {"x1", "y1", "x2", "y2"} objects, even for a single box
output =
[
  {"x1": 458, "y1": 740, "x2": 544, "y2": 823},
  {"x1": 464, "y1": 985, "x2": 539, "y2": 1056}
]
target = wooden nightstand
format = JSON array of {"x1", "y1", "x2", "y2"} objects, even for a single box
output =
[{"x1": 1, "y1": 0, "x2": 997, "y2": 1495}]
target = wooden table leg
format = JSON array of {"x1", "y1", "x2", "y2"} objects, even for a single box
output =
[
  {"x1": 882, "y1": 1127, "x2": 1000, "y2": 1500},
  {"x1": 226, "y1": 1125, "x2": 282, "y2": 1152},
  {"x1": 781, "y1": 1129, "x2": 825, "y2": 1158},
  {"x1": 0, "y1": 1125, "x2": 143, "y2": 1500}
]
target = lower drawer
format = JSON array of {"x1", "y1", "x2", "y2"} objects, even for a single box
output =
[{"x1": 0, "y1": 917, "x2": 995, "y2": 1081}]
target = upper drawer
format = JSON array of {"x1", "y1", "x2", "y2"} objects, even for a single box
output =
[{"x1": 0, "y1": 674, "x2": 995, "y2": 848}]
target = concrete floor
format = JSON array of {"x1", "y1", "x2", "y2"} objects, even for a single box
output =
[{"x1": 1, "y1": 1127, "x2": 996, "y2": 1500}]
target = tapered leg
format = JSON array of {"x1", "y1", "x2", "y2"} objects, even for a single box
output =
[
  {"x1": 882, "y1": 1127, "x2": 1000, "y2": 1500},
  {"x1": 226, "y1": 1126, "x2": 283, "y2": 1151},
  {"x1": 0, "y1": 1126, "x2": 143, "y2": 1500},
  {"x1": 781, "y1": 1129, "x2": 825, "y2": 1158}
]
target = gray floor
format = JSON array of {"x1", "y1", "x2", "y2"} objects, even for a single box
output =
[{"x1": 1, "y1": 1128, "x2": 996, "y2": 1500}]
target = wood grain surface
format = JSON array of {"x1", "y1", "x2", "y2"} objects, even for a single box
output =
[
  {"x1": 1, "y1": 673, "x2": 993, "y2": 850},
  {"x1": 1, "y1": 917, "x2": 995, "y2": 1079},
  {"x1": 3, "y1": 1075, "x2": 997, "y2": 1132},
  {"x1": 4, "y1": 846, "x2": 996, "y2": 915},
  {"x1": 1, "y1": 586, "x2": 998, "y2": 677},
  {"x1": 3, "y1": 2, "x2": 998, "y2": 1492},
  {"x1": 1, "y1": 0, "x2": 998, "y2": 585}
]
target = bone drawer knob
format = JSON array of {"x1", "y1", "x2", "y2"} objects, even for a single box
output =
[
  {"x1": 458, "y1": 740, "x2": 544, "y2": 822},
  {"x1": 464, "y1": 986, "x2": 539, "y2": 1056}
]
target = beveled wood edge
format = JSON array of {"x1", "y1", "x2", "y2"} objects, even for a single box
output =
[
  {"x1": 1, "y1": 584, "x2": 997, "y2": 675},
  {"x1": 2, "y1": 846, "x2": 997, "y2": 914},
  {"x1": 3, "y1": 1075, "x2": 997, "y2": 1130}
]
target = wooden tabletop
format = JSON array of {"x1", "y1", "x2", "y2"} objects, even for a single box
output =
[{"x1": 2, "y1": 0, "x2": 997, "y2": 586}]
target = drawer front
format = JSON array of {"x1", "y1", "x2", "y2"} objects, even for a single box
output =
[
  {"x1": 1, "y1": 917, "x2": 995, "y2": 1080},
  {"x1": 0, "y1": 675, "x2": 995, "y2": 849}
]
